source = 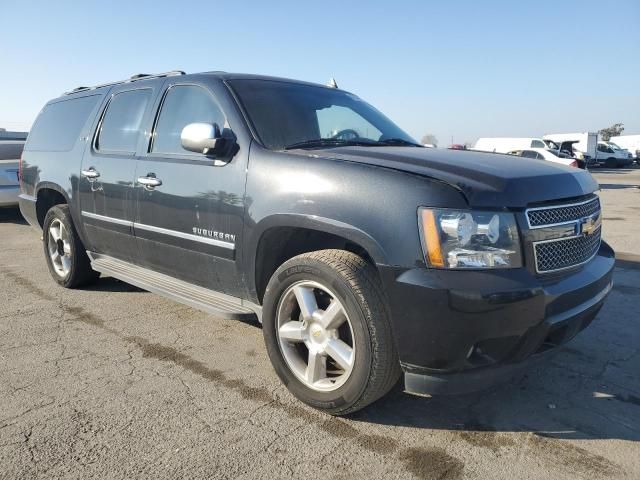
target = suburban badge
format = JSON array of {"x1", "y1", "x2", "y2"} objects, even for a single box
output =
[{"x1": 192, "y1": 227, "x2": 235, "y2": 243}]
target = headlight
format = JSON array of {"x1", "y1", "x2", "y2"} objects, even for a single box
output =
[{"x1": 419, "y1": 208, "x2": 522, "y2": 269}]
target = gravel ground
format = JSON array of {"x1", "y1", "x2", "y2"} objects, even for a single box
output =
[{"x1": 0, "y1": 166, "x2": 639, "y2": 479}]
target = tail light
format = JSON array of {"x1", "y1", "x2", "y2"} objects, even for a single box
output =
[{"x1": 569, "y1": 160, "x2": 578, "y2": 168}]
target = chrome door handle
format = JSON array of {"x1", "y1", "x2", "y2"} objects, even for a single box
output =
[
  {"x1": 137, "y1": 176, "x2": 162, "y2": 189},
  {"x1": 81, "y1": 168, "x2": 100, "y2": 180}
]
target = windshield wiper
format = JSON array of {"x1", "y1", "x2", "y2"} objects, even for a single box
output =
[
  {"x1": 377, "y1": 138, "x2": 423, "y2": 147},
  {"x1": 283, "y1": 138, "x2": 380, "y2": 150}
]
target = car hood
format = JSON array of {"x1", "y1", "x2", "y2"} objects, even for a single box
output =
[{"x1": 303, "y1": 146, "x2": 598, "y2": 208}]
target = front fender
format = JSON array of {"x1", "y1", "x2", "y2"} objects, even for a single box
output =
[{"x1": 250, "y1": 212, "x2": 389, "y2": 264}]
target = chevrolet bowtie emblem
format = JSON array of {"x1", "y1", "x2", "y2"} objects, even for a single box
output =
[{"x1": 579, "y1": 214, "x2": 600, "y2": 236}]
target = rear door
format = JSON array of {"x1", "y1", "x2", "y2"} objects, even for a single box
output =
[
  {"x1": 133, "y1": 80, "x2": 248, "y2": 296},
  {"x1": 78, "y1": 85, "x2": 157, "y2": 262}
]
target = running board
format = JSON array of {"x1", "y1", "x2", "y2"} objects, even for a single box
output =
[{"x1": 88, "y1": 253, "x2": 261, "y2": 322}]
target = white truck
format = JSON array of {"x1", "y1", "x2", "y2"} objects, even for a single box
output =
[
  {"x1": 544, "y1": 132, "x2": 634, "y2": 168},
  {"x1": 609, "y1": 135, "x2": 640, "y2": 161},
  {"x1": 473, "y1": 137, "x2": 559, "y2": 154}
]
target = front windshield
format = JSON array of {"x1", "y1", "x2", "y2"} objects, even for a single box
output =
[
  {"x1": 228, "y1": 79, "x2": 417, "y2": 150},
  {"x1": 608, "y1": 142, "x2": 621, "y2": 150}
]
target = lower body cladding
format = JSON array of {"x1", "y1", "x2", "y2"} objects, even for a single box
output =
[{"x1": 381, "y1": 241, "x2": 615, "y2": 395}]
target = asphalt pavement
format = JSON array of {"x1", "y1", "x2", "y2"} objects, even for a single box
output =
[{"x1": 0, "y1": 166, "x2": 639, "y2": 479}]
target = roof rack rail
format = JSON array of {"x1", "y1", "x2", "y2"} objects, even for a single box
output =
[{"x1": 64, "y1": 70, "x2": 185, "y2": 95}]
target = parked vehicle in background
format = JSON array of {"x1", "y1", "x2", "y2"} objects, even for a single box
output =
[
  {"x1": 544, "y1": 132, "x2": 598, "y2": 166},
  {"x1": 609, "y1": 135, "x2": 640, "y2": 162},
  {"x1": 19, "y1": 70, "x2": 614, "y2": 415},
  {"x1": 604, "y1": 141, "x2": 633, "y2": 161},
  {"x1": 0, "y1": 140, "x2": 24, "y2": 207},
  {"x1": 507, "y1": 148, "x2": 580, "y2": 168},
  {"x1": 597, "y1": 142, "x2": 633, "y2": 168},
  {"x1": 0, "y1": 129, "x2": 28, "y2": 141},
  {"x1": 448, "y1": 144, "x2": 466, "y2": 150},
  {"x1": 473, "y1": 137, "x2": 557, "y2": 154}
]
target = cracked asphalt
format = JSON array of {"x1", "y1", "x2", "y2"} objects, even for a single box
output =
[{"x1": 1, "y1": 167, "x2": 639, "y2": 479}]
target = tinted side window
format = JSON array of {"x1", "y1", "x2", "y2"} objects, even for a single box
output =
[
  {"x1": 531, "y1": 140, "x2": 545, "y2": 148},
  {"x1": 96, "y1": 89, "x2": 152, "y2": 153},
  {"x1": 152, "y1": 85, "x2": 225, "y2": 155},
  {"x1": 522, "y1": 150, "x2": 537, "y2": 159},
  {"x1": 25, "y1": 95, "x2": 99, "y2": 152}
]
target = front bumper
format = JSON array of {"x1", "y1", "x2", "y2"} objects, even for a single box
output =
[{"x1": 380, "y1": 241, "x2": 615, "y2": 395}]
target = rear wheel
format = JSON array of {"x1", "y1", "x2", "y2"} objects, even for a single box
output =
[
  {"x1": 43, "y1": 205, "x2": 99, "y2": 288},
  {"x1": 262, "y1": 250, "x2": 401, "y2": 415}
]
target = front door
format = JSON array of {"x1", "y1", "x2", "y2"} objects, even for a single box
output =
[
  {"x1": 134, "y1": 82, "x2": 247, "y2": 297},
  {"x1": 78, "y1": 86, "x2": 156, "y2": 263}
]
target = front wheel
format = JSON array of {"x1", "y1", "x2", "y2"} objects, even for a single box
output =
[
  {"x1": 43, "y1": 204, "x2": 99, "y2": 288},
  {"x1": 262, "y1": 250, "x2": 401, "y2": 415}
]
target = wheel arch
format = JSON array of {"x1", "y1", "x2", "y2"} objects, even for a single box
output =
[
  {"x1": 249, "y1": 214, "x2": 388, "y2": 304},
  {"x1": 35, "y1": 183, "x2": 70, "y2": 228}
]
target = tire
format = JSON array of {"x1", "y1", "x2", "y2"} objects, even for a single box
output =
[
  {"x1": 605, "y1": 157, "x2": 617, "y2": 168},
  {"x1": 43, "y1": 204, "x2": 99, "y2": 288},
  {"x1": 262, "y1": 249, "x2": 401, "y2": 415}
]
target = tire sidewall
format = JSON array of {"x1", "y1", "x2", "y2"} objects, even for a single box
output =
[
  {"x1": 263, "y1": 260, "x2": 373, "y2": 413},
  {"x1": 43, "y1": 205, "x2": 80, "y2": 288}
]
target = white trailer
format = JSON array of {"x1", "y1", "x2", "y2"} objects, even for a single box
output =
[{"x1": 610, "y1": 135, "x2": 640, "y2": 159}]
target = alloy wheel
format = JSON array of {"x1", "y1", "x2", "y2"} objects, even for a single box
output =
[
  {"x1": 47, "y1": 219, "x2": 72, "y2": 277},
  {"x1": 276, "y1": 280, "x2": 356, "y2": 391}
]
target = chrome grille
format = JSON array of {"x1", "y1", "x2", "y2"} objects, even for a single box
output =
[
  {"x1": 534, "y1": 227, "x2": 601, "y2": 273},
  {"x1": 527, "y1": 197, "x2": 600, "y2": 228}
]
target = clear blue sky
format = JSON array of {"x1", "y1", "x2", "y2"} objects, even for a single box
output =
[{"x1": 1, "y1": 0, "x2": 638, "y2": 145}]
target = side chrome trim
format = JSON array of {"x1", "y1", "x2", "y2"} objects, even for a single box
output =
[
  {"x1": 81, "y1": 210, "x2": 133, "y2": 227},
  {"x1": 525, "y1": 196, "x2": 599, "y2": 229},
  {"x1": 532, "y1": 228, "x2": 602, "y2": 274},
  {"x1": 81, "y1": 211, "x2": 235, "y2": 251},
  {"x1": 134, "y1": 222, "x2": 235, "y2": 250}
]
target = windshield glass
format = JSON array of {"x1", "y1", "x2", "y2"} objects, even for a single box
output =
[
  {"x1": 228, "y1": 79, "x2": 417, "y2": 150},
  {"x1": 607, "y1": 142, "x2": 621, "y2": 150}
]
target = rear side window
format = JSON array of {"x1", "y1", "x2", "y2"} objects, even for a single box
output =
[
  {"x1": 531, "y1": 140, "x2": 545, "y2": 148},
  {"x1": 151, "y1": 85, "x2": 225, "y2": 155},
  {"x1": 25, "y1": 95, "x2": 99, "y2": 152},
  {"x1": 96, "y1": 89, "x2": 152, "y2": 153}
]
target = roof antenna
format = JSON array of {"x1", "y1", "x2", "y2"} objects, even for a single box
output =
[{"x1": 327, "y1": 78, "x2": 338, "y2": 88}]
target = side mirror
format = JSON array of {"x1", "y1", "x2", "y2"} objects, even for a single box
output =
[{"x1": 181, "y1": 123, "x2": 227, "y2": 156}]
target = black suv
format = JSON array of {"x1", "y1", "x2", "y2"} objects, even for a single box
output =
[{"x1": 19, "y1": 70, "x2": 614, "y2": 415}]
